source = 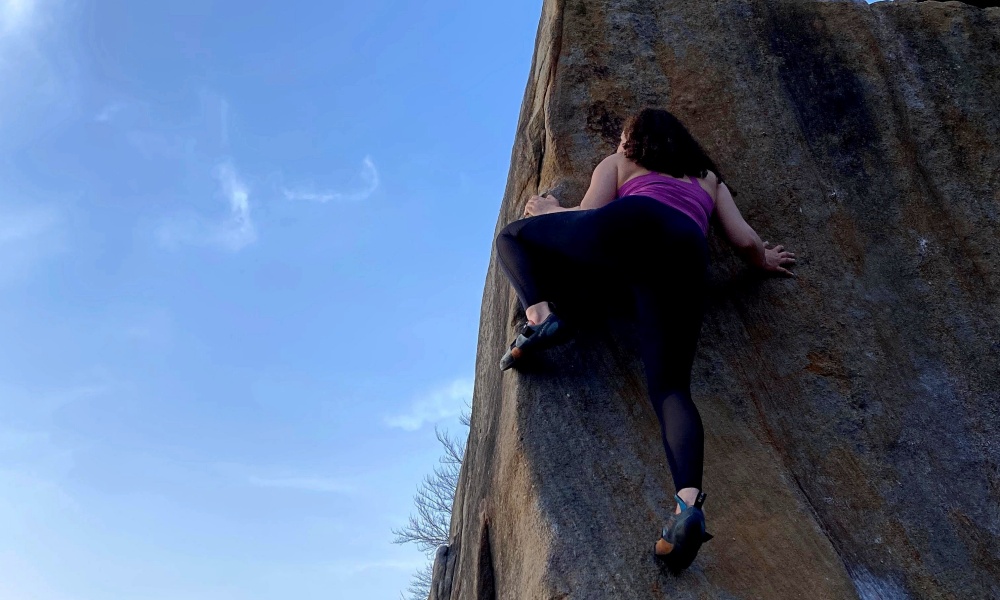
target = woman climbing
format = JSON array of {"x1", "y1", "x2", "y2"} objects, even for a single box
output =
[{"x1": 494, "y1": 108, "x2": 796, "y2": 573}]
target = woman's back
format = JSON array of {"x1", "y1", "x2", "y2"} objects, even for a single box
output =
[{"x1": 615, "y1": 155, "x2": 716, "y2": 235}]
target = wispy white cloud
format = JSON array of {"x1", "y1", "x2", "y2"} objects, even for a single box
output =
[
  {"x1": 94, "y1": 102, "x2": 125, "y2": 123},
  {"x1": 213, "y1": 161, "x2": 256, "y2": 250},
  {"x1": 247, "y1": 476, "x2": 356, "y2": 494},
  {"x1": 157, "y1": 160, "x2": 257, "y2": 252},
  {"x1": 385, "y1": 377, "x2": 473, "y2": 431},
  {"x1": 282, "y1": 156, "x2": 379, "y2": 203}
]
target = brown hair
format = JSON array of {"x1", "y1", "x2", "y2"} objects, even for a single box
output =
[{"x1": 622, "y1": 108, "x2": 724, "y2": 184}]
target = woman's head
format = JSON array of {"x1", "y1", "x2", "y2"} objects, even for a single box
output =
[{"x1": 619, "y1": 108, "x2": 721, "y2": 181}]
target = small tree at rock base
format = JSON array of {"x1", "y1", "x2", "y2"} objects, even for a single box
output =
[{"x1": 393, "y1": 409, "x2": 470, "y2": 599}]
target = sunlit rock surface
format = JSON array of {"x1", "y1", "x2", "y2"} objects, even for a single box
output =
[{"x1": 434, "y1": 1, "x2": 1000, "y2": 598}]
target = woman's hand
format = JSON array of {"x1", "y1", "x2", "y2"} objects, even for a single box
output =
[
  {"x1": 523, "y1": 194, "x2": 561, "y2": 217},
  {"x1": 762, "y1": 241, "x2": 797, "y2": 277}
]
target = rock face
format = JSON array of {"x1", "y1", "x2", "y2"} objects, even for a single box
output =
[
  {"x1": 911, "y1": 1, "x2": 1000, "y2": 9},
  {"x1": 436, "y1": 1, "x2": 1000, "y2": 598}
]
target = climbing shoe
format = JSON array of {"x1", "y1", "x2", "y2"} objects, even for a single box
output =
[
  {"x1": 499, "y1": 311, "x2": 569, "y2": 371},
  {"x1": 654, "y1": 491, "x2": 714, "y2": 573}
]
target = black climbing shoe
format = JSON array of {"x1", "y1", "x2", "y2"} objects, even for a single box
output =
[
  {"x1": 654, "y1": 491, "x2": 714, "y2": 573},
  {"x1": 499, "y1": 311, "x2": 569, "y2": 371}
]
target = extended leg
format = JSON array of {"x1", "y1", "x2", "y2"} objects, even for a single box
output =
[
  {"x1": 636, "y1": 274, "x2": 714, "y2": 570},
  {"x1": 633, "y1": 280, "x2": 706, "y2": 496}
]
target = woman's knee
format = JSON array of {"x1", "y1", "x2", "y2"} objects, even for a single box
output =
[
  {"x1": 495, "y1": 229, "x2": 516, "y2": 258},
  {"x1": 496, "y1": 218, "x2": 529, "y2": 254},
  {"x1": 497, "y1": 217, "x2": 522, "y2": 239}
]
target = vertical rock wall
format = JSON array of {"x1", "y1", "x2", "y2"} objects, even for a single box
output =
[{"x1": 437, "y1": 1, "x2": 1000, "y2": 598}]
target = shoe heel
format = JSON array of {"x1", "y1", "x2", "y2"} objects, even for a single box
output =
[
  {"x1": 654, "y1": 537, "x2": 674, "y2": 556},
  {"x1": 655, "y1": 492, "x2": 714, "y2": 571}
]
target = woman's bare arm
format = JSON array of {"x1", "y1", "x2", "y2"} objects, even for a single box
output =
[
  {"x1": 577, "y1": 154, "x2": 619, "y2": 210},
  {"x1": 523, "y1": 154, "x2": 619, "y2": 216},
  {"x1": 714, "y1": 180, "x2": 796, "y2": 276}
]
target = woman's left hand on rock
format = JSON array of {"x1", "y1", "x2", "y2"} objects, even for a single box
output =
[{"x1": 524, "y1": 194, "x2": 561, "y2": 217}]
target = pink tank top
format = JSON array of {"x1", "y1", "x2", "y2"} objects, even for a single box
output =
[{"x1": 615, "y1": 172, "x2": 715, "y2": 235}]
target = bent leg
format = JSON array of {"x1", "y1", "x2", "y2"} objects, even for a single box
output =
[
  {"x1": 495, "y1": 217, "x2": 568, "y2": 311},
  {"x1": 494, "y1": 197, "x2": 668, "y2": 316},
  {"x1": 494, "y1": 209, "x2": 623, "y2": 313}
]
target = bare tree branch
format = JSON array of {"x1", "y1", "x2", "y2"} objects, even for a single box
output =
[
  {"x1": 393, "y1": 420, "x2": 470, "y2": 598},
  {"x1": 459, "y1": 399, "x2": 472, "y2": 427},
  {"x1": 402, "y1": 562, "x2": 433, "y2": 600}
]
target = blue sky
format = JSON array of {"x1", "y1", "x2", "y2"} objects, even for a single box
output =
[{"x1": 0, "y1": 0, "x2": 541, "y2": 598}]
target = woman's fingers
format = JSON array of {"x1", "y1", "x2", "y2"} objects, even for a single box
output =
[{"x1": 763, "y1": 240, "x2": 798, "y2": 275}]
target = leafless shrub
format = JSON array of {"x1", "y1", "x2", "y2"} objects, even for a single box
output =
[
  {"x1": 393, "y1": 427, "x2": 465, "y2": 552},
  {"x1": 394, "y1": 403, "x2": 470, "y2": 599},
  {"x1": 399, "y1": 562, "x2": 433, "y2": 600}
]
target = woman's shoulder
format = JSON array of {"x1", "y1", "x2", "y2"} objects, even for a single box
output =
[
  {"x1": 602, "y1": 152, "x2": 628, "y2": 167},
  {"x1": 700, "y1": 170, "x2": 719, "y2": 184},
  {"x1": 697, "y1": 170, "x2": 720, "y2": 205},
  {"x1": 594, "y1": 153, "x2": 633, "y2": 189},
  {"x1": 613, "y1": 154, "x2": 646, "y2": 185}
]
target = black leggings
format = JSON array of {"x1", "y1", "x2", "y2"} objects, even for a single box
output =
[{"x1": 495, "y1": 195, "x2": 709, "y2": 492}]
